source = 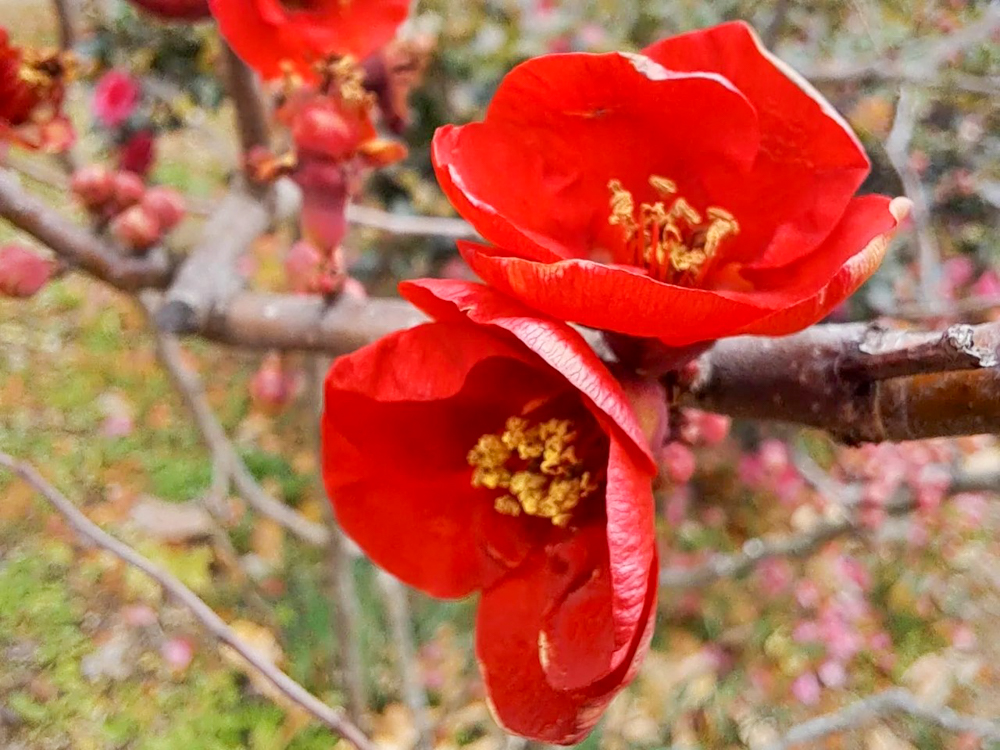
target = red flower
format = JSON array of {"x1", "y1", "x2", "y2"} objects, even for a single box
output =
[
  {"x1": 208, "y1": 0, "x2": 409, "y2": 82},
  {"x1": 0, "y1": 244, "x2": 54, "y2": 298},
  {"x1": 0, "y1": 29, "x2": 74, "y2": 152},
  {"x1": 93, "y1": 70, "x2": 140, "y2": 128},
  {"x1": 432, "y1": 22, "x2": 910, "y2": 348},
  {"x1": 321, "y1": 280, "x2": 658, "y2": 743},
  {"x1": 271, "y1": 77, "x2": 405, "y2": 250},
  {"x1": 125, "y1": 0, "x2": 211, "y2": 20}
]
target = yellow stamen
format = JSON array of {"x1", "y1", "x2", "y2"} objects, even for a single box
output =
[
  {"x1": 606, "y1": 175, "x2": 740, "y2": 284},
  {"x1": 467, "y1": 417, "x2": 599, "y2": 527}
]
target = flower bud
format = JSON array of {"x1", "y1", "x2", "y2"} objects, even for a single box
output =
[
  {"x1": 0, "y1": 244, "x2": 53, "y2": 297},
  {"x1": 111, "y1": 170, "x2": 146, "y2": 211},
  {"x1": 141, "y1": 186, "x2": 186, "y2": 232},
  {"x1": 70, "y1": 164, "x2": 115, "y2": 210},
  {"x1": 111, "y1": 205, "x2": 161, "y2": 252}
]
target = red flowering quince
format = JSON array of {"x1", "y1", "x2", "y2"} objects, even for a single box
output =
[
  {"x1": 0, "y1": 29, "x2": 74, "y2": 152},
  {"x1": 208, "y1": 0, "x2": 410, "y2": 82},
  {"x1": 432, "y1": 22, "x2": 911, "y2": 349},
  {"x1": 321, "y1": 279, "x2": 658, "y2": 742},
  {"x1": 268, "y1": 68, "x2": 406, "y2": 251}
]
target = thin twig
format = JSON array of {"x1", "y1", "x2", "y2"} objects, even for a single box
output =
[
  {"x1": 763, "y1": 688, "x2": 1000, "y2": 749},
  {"x1": 885, "y1": 86, "x2": 943, "y2": 313},
  {"x1": 310, "y1": 357, "x2": 369, "y2": 727},
  {"x1": 221, "y1": 43, "x2": 271, "y2": 163},
  {"x1": 378, "y1": 572, "x2": 433, "y2": 750},
  {"x1": 141, "y1": 293, "x2": 329, "y2": 546},
  {"x1": 0, "y1": 169, "x2": 173, "y2": 290},
  {"x1": 659, "y1": 495, "x2": 916, "y2": 589},
  {"x1": 347, "y1": 204, "x2": 478, "y2": 239},
  {"x1": 0, "y1": 452, "x2": 375, "y2": 750},
  {"x1": 51, "y1": 0, "x2": 79, "y2": 50}
]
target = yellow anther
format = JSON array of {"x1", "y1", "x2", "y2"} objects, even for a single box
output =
[
  {"x1": 606, "y1": 175, "x2": 739, "y2": 284},
  {"x1": 467, "y1": 416, "x2": 599, "y2": 527}
]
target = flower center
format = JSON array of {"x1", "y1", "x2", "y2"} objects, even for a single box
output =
[
  {"x1": 17, "y1": 48, "x2": 71, "y2": 97},
  {"x1": 607, "y1": 176, "x2": 739, "y2": 285},
  {"x1": 467, "y1": 416, "x2": 599, "y2": 527}
]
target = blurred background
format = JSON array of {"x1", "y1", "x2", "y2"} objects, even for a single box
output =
[{"x1": 1, "y1": 1, "x2": 1000, "y2": 748}]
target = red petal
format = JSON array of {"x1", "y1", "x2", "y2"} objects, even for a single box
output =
[
  {"x1": 400, "y1": 278, "x2": 656, "y2": 470},
  {"x1": 322, "y1": 321, "x2": 553, "y2": 597},
  {"x1": 458, "y1": 241, "x2": 770, "y2": 346},
  {"x1": 735, "y1": 195, "x2": 910, "y2": 336},
  {"x1": 432, "y1": 52, "x2": 758, "y2": 263},
  {"x1": 477, "y1": 544, "x2": 657, "y2": 744},
  {"x1": 643, "y1": 22, "x2": 870, "y2": 268},
  {"x1": 209, "y1": 0, "x2": 409, "y2": 81}
]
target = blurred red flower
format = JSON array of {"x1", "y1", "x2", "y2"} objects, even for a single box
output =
[
  {"x1": 0, "y1": 244, "x2": 54, "y2": 298},
  {"x1": 0, "y1": 29, "x2": 74, "y2": 152},
  {"x1": 93, "y1": 70, "x2": 140, "y2": 128},
  {"x1": 274, "y1": 72, "x2": 406, "y2": 249},
  {"x1": 432, "y1": 22, "x2": 910, "y2": 349},
  {"x1": 208, "y1": 0, "x2": 409, "y2": 82},
  {"x1": 125, "y1": 0, "x2": 211, "y2": 20},
  {"x1": 321, "y1": 280, "x2": 658, "y2": 743}
]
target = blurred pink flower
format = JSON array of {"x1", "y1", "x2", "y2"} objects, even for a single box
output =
[
  {"x1": 818, "y1": 660, "x2": 847, "y2": 688},
  {"x1": 0, "y1": 244, "x2": 53, "y2": 297},
  {"x1": 93, "y1": 70, "x2": 140, "y2": 128},
  {"x1": 791, "y1": 672, "x2": 821, "y2": 705},
  {"x1": 162, "y1": 637, "x2": 195, "y2": 672},
  {"x1": 756, "y1": 558, "x2": 793, "y2": 598},
  {"x1": 661, "y1": 442, "x2": 696, "y2": 484},
  {"x1": 971, "y1": 269, "x2": 1000, "y2": 300},
  {"x1": 795, "y1": 580, "x2": 821, "y2": 610}
]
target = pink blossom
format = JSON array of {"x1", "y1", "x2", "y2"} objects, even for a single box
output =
[
  {"x1": 954, "y1": 492, "x2": 988, "y2": 527},
  {"x1": 952, "y1": 624, "x2": 977, "y2": 651},
  {"x1": 792, "y1": 619, "x2": 819, "y2": 643},
  {"x1": 795, "y1": 580, "x2": 822, "y2": 610},
  {"x1": 971, "y1": 269, "x2": 1000, "y2": 300},
  {"x1": 869, "y1": 631, "x2": 892, "y2": 652},
  {"x1": 93, "y1": 70, "x2": 140, "y2": 128},
  {"x1": 759, "y1": 439, "x2": 790, "y2": 473},
  {"x1": 661, "y1": 442, "x2": 696, "y2": 484},
  {"x1": 664, "y1": 487, "x2": 690, "y2": 526},
  {"x1": 738, "y1": 455, "x2": 766, "y2": 487},
  {"x1": 942, "y1": 256, "x2": 975, "y2": 290},
  {"x1": 791, "y1": 672, "x2": 821, "y2": 706},
  {"x1": 0, "y1": 244, "x2": 53, "y2": 298},
  {"x1": 161, "y1": 637, "x2": 195, "y2": 672},
  {"x1": 818, "y1": 660, "x2": 847, "y2": 688},
  {"x1": 697, "y1": 412, "x2": 731, "y2": 446},
  {"x1": 756, "y1": 558, "x2": 793, "y2": 598}
]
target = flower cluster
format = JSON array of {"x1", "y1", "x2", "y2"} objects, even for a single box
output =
[
  {"x1": 70, "y1": 164, "x2": 186, "y2": 253},
  {"x1": 208, "y1": 8, "x2": 908, "y2": 742},
  {"x1": 0, "y1": 28, "x2": 74, "y2": 153}
]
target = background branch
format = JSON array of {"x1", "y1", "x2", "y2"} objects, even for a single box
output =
[
  {"x1": 763, "y1": 688, "x2": 1000, "y2": 749},
  {"x1": 0, "y1": 452, "x2": 375, "y2": 750}
]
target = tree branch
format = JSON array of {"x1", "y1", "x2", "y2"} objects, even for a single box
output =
[
  {"x1": 142, "y1": 293, "x2": 329, "y2": 546},
  {"x1": 155, "y1": 190, "x2": 270, "y2": 333},
  {"x1": 0, "y1": 452, "x2": 375, "y2": 750},
  {"x1": 0, "y1": 169, "x2": 173, "y2": 290},
  {"x1": 763, "y1": 688, "x2": 1000, "y2": 749},
  {"x1": 221, "y1": 43, "x2": 271, "y2": 161},
  {"x1": 5, "y1": 167, "x2": 1000, "y2": 443},
  {"x1": 687, "y1": 322, "x2": 1000, "y2": 443},
  {"x1": 346, "y1": 204, "x2": 477, "y2": 239}
]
